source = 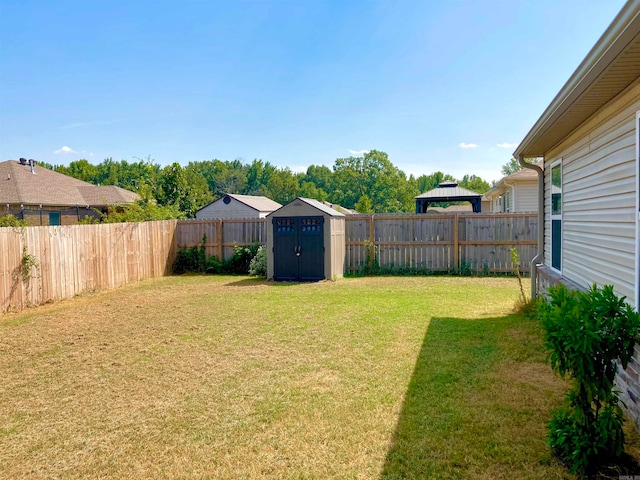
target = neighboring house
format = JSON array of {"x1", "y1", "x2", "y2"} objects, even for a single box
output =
[
  {"x1": 195, "y1": 194, "x2": 281, "y2": 220},
  {"x1": 321, "y1": 201, "x2": 358, "y2": 215},
  {"x1": 484, "y1": 166, "x2": 540, "y2": 213},
  {"x1": 415, "y1": 181, "x2": 483, "y2": 213},
  {"x1": 513, "y1": 1, "x2": 640, "y2": 425},
  {"x1": 426, "y1": 204, "x2": 473, "y2": 214},
  {"x1": 0, "y1": 159, "x2": 139, "y2": 225}
]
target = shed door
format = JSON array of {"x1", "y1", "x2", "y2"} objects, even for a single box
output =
[{"x1": 273, "y1": 216, "x2": 324, "y2": 281}]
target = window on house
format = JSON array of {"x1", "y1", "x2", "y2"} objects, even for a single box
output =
[
  {"x1": 504, "y1": 190, "x2": 512, "y2": 212},
  {"x1": 551, "y1": 161, "x2": 562, "y2": 271}
]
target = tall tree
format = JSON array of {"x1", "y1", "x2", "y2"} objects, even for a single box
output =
[
  {"x1": 331, "y1": 150, "x2": 415, "y2": 213},
  {"x1": 458, "y1": 174, "x2": 491, "y2": 193}
]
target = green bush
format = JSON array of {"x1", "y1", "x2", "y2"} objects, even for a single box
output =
[
  {"x1": 173, "y1": 234, "x2": 206, "y2": 274},
  {"x1": 537, "y1": 283, "x2": 640, "y2": 475},
  {"x1": 224, "y1": 244, "x2": 260, "y2": 274},
  {"x1": 0, "y1": 214, "x2": 27, "y2": 227},
  {"x1": 249, "y1": 245, "x2": 267, "y2": 278}
]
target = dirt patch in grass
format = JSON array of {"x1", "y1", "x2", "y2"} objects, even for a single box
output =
[{"x1": 2, "y1": 275, "x2": 639, "y2": 479}]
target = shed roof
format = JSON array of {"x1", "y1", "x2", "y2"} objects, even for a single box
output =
[
  {"x1": 268, "y1": 197, "x2": 346, "y2": 217},
  {"x1": 0, "y1": 159, "x2": 139, "y2": 207},
  {"x1": 227, "y1": 194, "x2": 282, "y2": 212},
  {"x1": 198, "y1": 194, "x2": 281, "y2": 214},
  {"x1": 415, "y1": 181, "x2": 482, "y2": 199},
  {"x1": 514, "y1": 1, "x2": 640, "y2": 157}
]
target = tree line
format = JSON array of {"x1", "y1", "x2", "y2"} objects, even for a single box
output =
[{"x1": 42, "y1": 150, "x2": 496, "y2": 218}]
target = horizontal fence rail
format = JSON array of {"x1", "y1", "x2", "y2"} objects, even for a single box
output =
[
  {"x1": 2, "y1": 213, "x2": 536, "y2": 314},
  {"x1": 176, "y1": 219, "x2": 266, "y2": 260},
  {"x1": 0, "y1": 220, "x2": 178, "y2": 313},
  {"x1": 344, "y1": 213, "x2": 537, "y2": 274},
  {"x1": 176, "y1": 213, "x2": 538, "y2": 274}
]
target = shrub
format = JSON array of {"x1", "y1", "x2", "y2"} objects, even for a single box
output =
[
  {"x1": 0, "y1": 214, "x2": 27, "y2": 227},
  {"x1": 537, "y1": 283, "x2": 640, "y2": 475},
  {"x1": 224, "y1": 243, "x2": 260, "y2": 274},
  {"x1": 249, "y1": 245, "x2": 267, "y2": 278},
  {"x1": 173, "y1": 234, "x2": 207, "y2": 274}
]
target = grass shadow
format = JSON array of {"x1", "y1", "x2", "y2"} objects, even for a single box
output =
[
  {"x1": 380, "y1": 314, "x2": 640, "y2": 479},
  {"x1": 380, "y1": 314, "x2": 562, "y2": 479}
]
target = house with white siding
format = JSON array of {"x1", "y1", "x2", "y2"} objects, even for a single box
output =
[
  {"x1": 513, "y1": 0, "x2": 640, "y2": 426},
  {"x1": 195, "y1": 194, "x2": 281, "y2": 220},
  {"x1": 483, "y1": 166, "x2": 540, "y2": 213}
]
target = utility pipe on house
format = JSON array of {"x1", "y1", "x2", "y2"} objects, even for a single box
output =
[{"x1": 518, "y1": 155, "x2": 544, "y2": 299}]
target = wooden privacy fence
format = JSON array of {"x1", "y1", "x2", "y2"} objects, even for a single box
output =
[
  {"x1": 176, "y1": 213, "x2": 537, "y2": 274},
  {"x1": 176, "y1": 219, "x2": 266, "y2": 260},
  {"x1": 0, "y1": 220, "x2": 177, "y2": 313},
  {"x1": 344, "y1": 213, "x2": 537, "y2": 274}
]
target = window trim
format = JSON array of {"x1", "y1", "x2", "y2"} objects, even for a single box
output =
[{"x1": 550, "y1": 159, "x2": 562, "y2": 273}]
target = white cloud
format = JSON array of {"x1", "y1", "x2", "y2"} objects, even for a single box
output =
[
  {"x1": 349, "y1": 149, "x2": 369, "y2": 155},
  {"x1": 496, "y1": 142, "x2": 517, "y2": 148},
  {"x1": 290, "y1": 165, "x2": 307, "y2": 174},
  {"x1": 54, "y1": 146, "x2": 78, "y2": 154},
  {"x1": 458, "y1": 143, "x2": 477, "y2": 149}
]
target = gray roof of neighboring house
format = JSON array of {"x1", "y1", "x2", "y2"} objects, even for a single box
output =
[
  {"x1": 485, "y1": 164, "x2": 541, "y2": 198},
  {"x1": 415, "y1": 181, "x2": 482, "y2": 199},
  {"x1": 514, "y1": 1, "x2": 640, "y2": 157},
  {"x1": 321, "y1": 201, "x2": 358, "y2": 215},
  {"x1": 0, "y1": 159, "x2": 139, "y2": 207}
]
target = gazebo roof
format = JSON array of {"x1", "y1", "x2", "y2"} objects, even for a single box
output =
[{"x1": 415, "y1": 181, "x2": 482, "y2": 199}]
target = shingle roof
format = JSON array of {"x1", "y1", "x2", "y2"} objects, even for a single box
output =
[
  {"x1": 0, "y1": 160, "x2": 139, "y2": 207},
  {"x1": 226, "y1": 194, "x2": 282, "y2": 212},
  {"x1": 485, "y1": 164, "x2": 541, "y2": 198}
]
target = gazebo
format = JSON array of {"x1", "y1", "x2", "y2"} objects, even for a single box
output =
[{"x1": 415, "y1": 181, "x2": 482, "y2": 213}]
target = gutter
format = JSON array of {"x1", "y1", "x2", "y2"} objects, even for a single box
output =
[{"x1": 518, "y1": 155, "x2": 544, "y2": 299}]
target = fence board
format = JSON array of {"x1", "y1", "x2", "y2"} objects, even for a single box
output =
[
  {"x1": 2, "y1": 214, "x2": 537, "y2": 314},
  {"x1": 1, "y1": 220, "x2": 178, "y2": 313}
]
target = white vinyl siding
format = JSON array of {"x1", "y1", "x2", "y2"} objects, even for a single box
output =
[
  {"x1": 196, "y1": 198, "x2": 261, "y2": 219},
  {"x1": 544, "y1": 82, "x2": 640, "y2": 304},
  {"x1": 514, "y1": 181, "x2": 538, "y2": 212}
]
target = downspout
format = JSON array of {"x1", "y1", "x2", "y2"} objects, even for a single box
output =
[{"x1": 518, "y1": 155, "x2": 544, "y2": 299}]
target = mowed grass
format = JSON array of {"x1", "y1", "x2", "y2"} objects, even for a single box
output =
[{"x1": 2, "y1": 276, "x2": 639, "y2": 479}]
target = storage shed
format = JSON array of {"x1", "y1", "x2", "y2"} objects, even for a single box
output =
[
  {"x1": 266, "y1": 197, "x2": 345, "y2": 281},
  {"x1": 195, "y1": 194, "x2": 281, "y2": 220}
]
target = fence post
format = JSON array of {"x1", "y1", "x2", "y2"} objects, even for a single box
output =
[
  {"x1": 217, "y1": 219, "x2": 224, "y2": 261},
  {"x1": 453, "y1": 214, "x2": 459, "y2": 271},
  {"x1": 368, "y1": 214, "x2": 375, "y2": 269}
]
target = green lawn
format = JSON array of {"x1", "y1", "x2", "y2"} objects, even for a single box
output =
[{"x1": 1, "y1": 275, "x2": 638, "y2": 479}]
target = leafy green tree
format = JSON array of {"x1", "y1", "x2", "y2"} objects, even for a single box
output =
[
  {"x1": 263, "y1": 167, "x2": 300, "y2": 204},
  {"x1": 413, "y1": 171, "x2": 455, "y2": 194},
  {"x1": 458, "y1": 174, "x2": 490, "y2": 193},
  {"x1": 332, "y1": 150, "x2": 415, "y2": 213},
  {"x1": 355, "y1": 194, "x2": 374, "y2": 213},
  {"x1": 501, "y1": 157, "x2": 521, "y2": 176},
  {"x1": 304, "y1": 165, "x2": 333, "y2": 193},
  {"x1": 100, "y1": 201, "x2": 185, "y2": 223},
  {"x1": 156, "y1": 163, "x2": 210, "y2": 217},
  {"x1": 191, "y1": 159, "x2": 247, "y2": 198},
  {"x1": 298, "y1": 181, "x2": 328, "y2": 201}
]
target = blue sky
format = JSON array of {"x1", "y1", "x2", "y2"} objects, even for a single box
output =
[{"x1": 0, "y1": 0, "x2": 628, "y2": 182}]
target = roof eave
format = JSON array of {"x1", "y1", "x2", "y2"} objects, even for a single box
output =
[{"x1": 514, "y1": 1, "x2": 640, "y2": 158}]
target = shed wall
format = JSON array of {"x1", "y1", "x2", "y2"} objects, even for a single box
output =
[
  {"x1": 543, "y1": 81, "x2": 640, "y2": 306},
  {"x1": 196, "y1": 199, "x2": 260, "y2": 220}
]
